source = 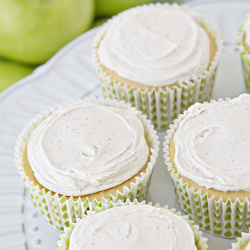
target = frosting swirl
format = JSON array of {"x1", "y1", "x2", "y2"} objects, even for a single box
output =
[
  {"x1": 174, "y1": 94, "x2": 250, "y2": 192},
  {"x1": 27, "y1": 101, "x2": 149, "y2": 196},
  {"x1": 69, "y1": 205, "x2": 197, "y2": 250},
  {"x1": 98, "y1": 5, "x2": 210, "y2": 87}
]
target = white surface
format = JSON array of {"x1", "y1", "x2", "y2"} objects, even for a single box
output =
[{"x1": 0, "y1": 0, "x2": 249, "y2": 249}]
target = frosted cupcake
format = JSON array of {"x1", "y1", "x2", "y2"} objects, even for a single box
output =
[
  {"x1": 163, "y1": 94, "x2": 250, "y2": 238},
  {"x1": 238, "y1": 14, "x2": 250, "y2": 92},
  {"x1": 15, "y1": 98, "x2": 159, "y2": 230},
  {"x1": 57, "y1": 199, "x2": 208, "y2": 250},
  {"x1": 92, "y1": 3, "x2": 223, "y2": 129}
]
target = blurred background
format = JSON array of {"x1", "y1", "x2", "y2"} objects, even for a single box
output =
[{"x1": 0, "y1": 0, "x2": 193, "y2": 93}]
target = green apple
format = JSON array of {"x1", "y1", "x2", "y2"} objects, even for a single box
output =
[
  {"x1": 0, "y1": 60, "x2": 34, "y2": 92},
  {"x1": 0, "y1": 0, "x2": 95, "y2": 65},
  {"x1": 91, "y1": 17, "x2": 110, "y2": 28},
  {"x1": 95, "y1": 0, "x2": 151, "y2": 17}
]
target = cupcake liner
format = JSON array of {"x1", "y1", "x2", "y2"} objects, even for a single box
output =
[
  {"x1": 229, "y1": 229, "x2": 250, "y2": 250},
  {"x1": 163, "y1": 97, "x2": 250, "y2": 238},
  {"x1": 56, "y1": 199, "x2": 208, "y2": 250},
  {"x1": 14, "y1": 98, "x2": 159, "y2": 231},
  {"x1": 238, "y1": 14, "x2": 250, "y2": 92},
  {"x1": 92, "y1": 3, "x2": 223, "y2": 130}
]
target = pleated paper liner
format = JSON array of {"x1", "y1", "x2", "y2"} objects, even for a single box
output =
[
  {"x1": 56, "y1": 199, "x2": 208, "y2": 250},
  {"x1": 229, "y1": 229, "x2": 250, "y2": 250},
  {"x1": 163, "y1": 98, "x2": 250, "y2": 238},
  {"x1": 238, "y1": 14, "x2": 250, "y2": 92},
  {"x1": 92, "y1": 3, "x2": 223, "y2": 130},
  {"x1": 15, "y1": 98, "x2": 159, "y2": 231}
]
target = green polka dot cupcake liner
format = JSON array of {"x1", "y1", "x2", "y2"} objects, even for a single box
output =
[
  {"x1": 14, "y1": 98, "x2": 159, "y2": 231},
  {"x1": 92, "y1": 3, "x2": 223, "y2": 130},
  {"x1": 238, "y1": 14, "x2": 250, "y2": 92},
  {"x1": 163, "y1": 97, "x2": 250, "y2": 239},
  {"x1": 229, "y1": 229, "x2": 250, "y2": 250},
  {"x1": 56, "y1": 198, "x2": 208, "y2": 250}
]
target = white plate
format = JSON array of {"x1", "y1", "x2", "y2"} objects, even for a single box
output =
[{"x1": 0, "y1": 0, "x2": 249, "y2": 249}]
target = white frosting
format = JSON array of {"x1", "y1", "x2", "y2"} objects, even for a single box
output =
[
  {"x1": 244, "y1": 17, "x2": 250, "y2": 47},
  {"x1": 98, "y1": 5, "x2": 210, "y2": 87},
  {"x1": 174, "y1": 94, "x2": 250, "y2": 192},
  {"x1": 69, "y1": 205, "x2": 197, "y2": 250},
  {"x1": 27, "y1": 101, "x2": 149, "y2": 196}
]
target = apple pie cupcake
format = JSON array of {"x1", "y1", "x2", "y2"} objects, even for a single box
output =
[
  {"x1": 57, "y1": 199, "x2": 208, "y2": 250},
  {"x1": 92, "y1": 3, "x2": 223, "y2": 129},
  {"x1": 238, "y1": 14, "x2": 250, "y2": 92},
  {"x1": 163, "y1": 94, "x2": 250, "y2": 238},
  {"x1": 15, "y1": 98, "x2": 159, "y2": 230}
]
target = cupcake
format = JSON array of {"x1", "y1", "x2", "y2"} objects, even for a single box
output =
[
  {"x1": 92, "y1": 3, "x2": 223, "y2": 129},
  {"x1": 15, "y1": 98, "x2": 159, "y2": 230},
  {"x1": 57, "y1": 199, "x2": 208, "y2": 250},
  {"x1": 229, "y1": 229, "x2": 250, "y2": 250},
  {"x1": 238, "y1": 14, "x2": 250, "y2": 92},
  {"x1": 163, "y1": 94, "x2": 250, "y2": 238}
]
